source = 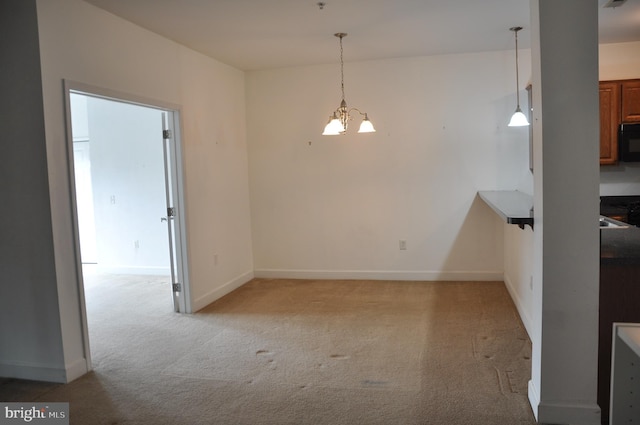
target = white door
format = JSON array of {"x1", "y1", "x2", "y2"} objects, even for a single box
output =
[{"x1": 161, "y1": 112, "x2": 188, "y2": 313}]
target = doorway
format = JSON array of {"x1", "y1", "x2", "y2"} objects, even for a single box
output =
[{"x1": 64, "y1": 81, "x2": 191, "y2": 369}]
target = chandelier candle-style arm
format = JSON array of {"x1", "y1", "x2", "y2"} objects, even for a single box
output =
[{"x1": 322, "y1": 33, "x2": 376, "y2": 135}]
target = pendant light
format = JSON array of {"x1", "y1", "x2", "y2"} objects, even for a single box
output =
[
  {"x1": 508, "y1": 26, "x2": 530, "y2": 127},
  {"x1": 322, "y1": 33, "x2": 376, "y2": 135}
]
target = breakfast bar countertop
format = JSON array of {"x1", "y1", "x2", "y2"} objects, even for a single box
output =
[{"x1": 477, "y1": 190, "x2": 533, "y2": 229}]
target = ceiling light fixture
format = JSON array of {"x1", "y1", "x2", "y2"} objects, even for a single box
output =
[
  {"x1": 508, "y1": 26, "x2": 530, "y2": 127},
  {"x1": 322, "y1": 33, "x2": 376, "y2": 136}
]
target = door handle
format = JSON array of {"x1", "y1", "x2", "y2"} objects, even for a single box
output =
[{"x1": 161, "y1": 217, "x2": 167, "y2": 222}]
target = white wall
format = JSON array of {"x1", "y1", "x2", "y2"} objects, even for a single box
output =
[
  {"x1": 599, "y1": 41, "x2": 640, "y2": 196},
  {"x1": 246, "y1": 51, "x2": 531, "y2": 280},
  {"x1": 15, "y1": 0, "x2": 255, "y2": 382},
  {"x1": 503, "y1": 225, "x2": 534, "y2": 335}
]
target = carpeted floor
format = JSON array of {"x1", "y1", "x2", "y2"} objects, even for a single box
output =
[{"x1": 0, "y1": 276, "x2": 536, "y2": 425}]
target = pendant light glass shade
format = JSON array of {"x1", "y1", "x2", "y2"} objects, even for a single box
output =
[
  {"x1": 322, "y1": 114, "x2": 345, "y2": 135},
  {"x1": 508, "y1": 26, "x2": 530, "y2": 127},
  {"x1": 322, "y1": 33, "x2": 375, "y2": 135},
  {"x1": 358, "y1": 114, "x2": 376, "y2": 133},
  {"x1": 508, "y1": 107, "x2": 530, "y2": 127}
]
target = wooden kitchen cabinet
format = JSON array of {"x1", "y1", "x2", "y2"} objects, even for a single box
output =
[
  {"x1": 622, "y1": 80, "x2": 640, "y2": 123},
  {"x1": 600, "y1": 81, "x2": 620, "y2": 165},
  {"x1": 600, "y1": 79, "x2": 640, "y2": 165}
]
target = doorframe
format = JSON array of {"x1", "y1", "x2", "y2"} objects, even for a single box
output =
[{"x1": 63, "y1": 80, "x2": 192, "y2": 370}]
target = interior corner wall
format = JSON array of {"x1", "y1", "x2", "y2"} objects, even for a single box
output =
[
  {"x1": 246, "y1": 51, "x2": 531, "y2": 280},
  {"x1": 0, "y1": 0, "x2": 67, "y2": 382}
]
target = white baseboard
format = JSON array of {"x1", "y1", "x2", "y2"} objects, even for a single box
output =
[
  {"x1": 253, "y1": 269, "x2": 504, "y2": 281},
  {"x1": 92, "y1": 265, "x2": 170, "y2": 276},
  {"x1": 0, "y1": 360, "x2": 68, "y2": 383},
  {"x1": 537, "y1": 401, "x2": 601, "y2": 425},
  {"x1": 503, "y1": 274, "x2": 533, "y2": 339},
  {"x1": 65, "y1": 357, "x2": 89, "y2": 382},
  {"x1": 192, "y1": 270, "x2": 254, "y2": 312},
  {"x1": 529, "y1": 380, "x2": 601, "y2": 424},
  {"x1": 528, "y1": 380, "x2": 540, "y2": 421}
]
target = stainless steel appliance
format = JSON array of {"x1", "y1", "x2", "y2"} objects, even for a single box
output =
[{"x1": 618, "y1": 123, "x2": 640, "y2": 162}]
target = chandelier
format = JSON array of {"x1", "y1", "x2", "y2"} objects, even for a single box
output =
[
  {"x1": 322, "y1": 33, "x2": 376, "y2": 135},
  {"x1": 508, "y1": 26, "x2": 530, "y2": 127}
]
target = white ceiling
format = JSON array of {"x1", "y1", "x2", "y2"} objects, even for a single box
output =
[{"x1": 83, "y1": 0, "x2": 640, "y2": 71}]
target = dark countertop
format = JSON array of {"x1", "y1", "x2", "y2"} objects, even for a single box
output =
[
  {"x1": 600, "y1": 195, "x2": 640, "y2": 265},
  {"x1": 600, "y1": 195, "x2": 640, "y2": 222},
  {"x1": 601, "y1": 225, "x2": 640, "y2": 265},
  {"x1": 477, "y1": 190, "x2": 533, "y2": 228},
  {"x1": 477, "y1": 191, "x2": 640, "y2": 263}
]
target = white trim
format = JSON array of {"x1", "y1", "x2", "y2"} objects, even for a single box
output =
[
  {"x1": 0, "y1": 361, "x2": 69, "y2": 384},
  {"x1": 503, "y1": 273, "x2": 533, "y2": 339},
  {"x1": 63, "y1": 80, "x2": 92, "y2": 376},
  {"x1": 0, "y1": 357, "x2": 88, "y2": 383},
  {"x1": 64, "y1": 80, "x2": 182, "y2": 112},
  {"x1": 536, "y1": 401, "x2": 601, "y2": 425},
  {"x1": 253, "y1": 269, "x2": 504, "y2": 281},
  {"x1": 65, "y1": 357, "x2": 89, "y2": 382},
  {"x1": 63, "y1": 79, "x2": 192, "y2": 376},
  {"x1": 192, "y1": 271, "x2": 254, "y2": 312},
  {"x1": 528, "y1": 379, "x2": 540, "y2": 421}
]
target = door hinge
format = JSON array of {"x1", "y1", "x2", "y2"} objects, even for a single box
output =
[
  {"x1": 163, "y1": 129, "x2": 172, "y2": 139},
  {"x1": 167, "y1": 207, "x2": 175, "y2": 217},
  {"x1": 172, "y1": 282, "x2": 182, "y2": 292}
]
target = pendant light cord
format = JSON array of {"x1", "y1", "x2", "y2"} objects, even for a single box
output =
[
  {"x1": 339, "y1": 34, "x2": 345, "y2": 101},
  {"x1": 514, "y1": 28, "x2": 521, "y2": 108}
]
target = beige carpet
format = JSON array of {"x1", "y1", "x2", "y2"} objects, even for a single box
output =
[{"x1": 0, "y1": 276, "x2": 536, "y2": 425}]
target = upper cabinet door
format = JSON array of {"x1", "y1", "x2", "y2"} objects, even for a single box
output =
[
  {"x1": 600, "y1": 81, "x2": 620, "y2": 165},
  {"x1": 622, "y1": 80, "x2": 640, "y2": 123}
]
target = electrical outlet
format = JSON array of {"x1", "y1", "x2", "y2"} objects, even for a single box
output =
[{"x1": 399, "y1": 240, "x2": 407, "y2": 250}]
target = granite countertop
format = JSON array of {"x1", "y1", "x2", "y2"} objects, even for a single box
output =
[{"x1": 601, "y1": 225, "x2": 640, "y2": 266}]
